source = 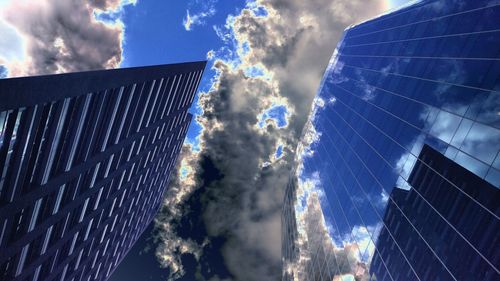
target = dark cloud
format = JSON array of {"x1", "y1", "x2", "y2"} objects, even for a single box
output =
[
  {"x1": 89, "y1": 0, "x2": 122, "y2": 10},
  {"x1": 155, "y1": 0, "x2": 385, "y2": 280},
  {"x1": 1, "y1": 0, "x2": 130, "y2": 77},
  {"x1": 153, "y1": 145, "x2": 208, "y2": 279}
]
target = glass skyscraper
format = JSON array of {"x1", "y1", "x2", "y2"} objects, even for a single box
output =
[
  {"x1": 0, "y1": 62, "x2": 205, "y2": 281},
  {"x1": 283, "y1": 1, "x2": 499, "y2": 280}
]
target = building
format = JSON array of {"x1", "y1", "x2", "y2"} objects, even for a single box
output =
[
  {"x1": 370, "y1": 144, "x2": 499, "y2": 280},
  {"x1": 282, "y1": 177, "x2": 299, "y2": 281},
  {"x1": 0, "y1": 62, "x2": 206, "y2": 281},
  {"x1": 283, "y1": 1, "x2": 499, "y2": 280}
]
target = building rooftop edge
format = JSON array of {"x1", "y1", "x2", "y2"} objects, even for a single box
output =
[
  {"x1": 0, "y1": 60, "x2": 208, "y2": 81},
  {"x1": 0, "y1": 61, "x2": 207, "y2": 112},
  {"x1": 345, "y1": 0, "x2": 424, "y2": 31}
]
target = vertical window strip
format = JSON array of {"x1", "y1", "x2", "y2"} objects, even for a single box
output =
[
  {"x1": 66, "y1": 93, "x2": 92, "y2": 171},
  {"x1": 79, "y1": 92, "x2": 107, "y2": 164},
  {"x1": 189, "y1": 70, "x2": 203, "y2": 105},
  {"x1": 161, "y1": 76, "x2": 177, "y2": 119},
  {"x1": 175, "y1": 73, "x2": 190, "y2": 111},
  {"x1": 125, "y1": 83, "x2": 146, "y2": 138},
  {"x1": 15, "y1": 243, "x2": 29, "y2": 277},
  {"x1": 183, "y1": 71, "x2": 197, "y2": 108},
  {"x1": 53, "y1": 185, "x2": 66, "y2": 215},
  {"x1": 0, "y1": 111, "x2": 7, "y2": 148},
  {"x1": 0, "y1": 110, "x2": 20, "y2": 195},
  {"x1": 136, "y1": 80, "x2": 156, "y2": 133},
  {"x1": 186, "y1": 70, "x2": 202, "y2": 107},
  {"x1": 9, "y1": 106, "x2": 39, "y2": 199},
  {"x1": 151, "y1": 77, "x2": 170, "y2": 123},
  {"x1": 27, "y1": 198, "x2": 43, "y2": 232},
  {"x1": 167, "y1": 74, "x2": 183, "y2": 116},
  {"x1": 41, "y1": 98, "x2": 71, "y2": 184},
  {"x1": 178, "y1": 72, "x2": 194, "y2": 110},
  {"x1": 186, "y1": 71, "x2": 200, "y2": 106},
  {"x1": 101, "y1": 87, "x2": 124, "y2": 152},
  {"x1": 114, "y1": 84, "x2": 136, "y2": 145},
  {"x1": 145, "y1": 78, "x2": 164, "y2": 128},
  {"x1": 25, "y1": 104, "x2": 52, "y2": 188}
]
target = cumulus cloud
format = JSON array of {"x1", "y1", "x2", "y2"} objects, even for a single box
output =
[
  {"x1": 152, "y1": 143, "x2": 215, "y2": 280},
  {"x1": 0, "y1": 17, "x2": 25, "y2": 63},
  {"x1": 0, "y1": 0, "x2": 134, "y2": 77},
  {"x1": 183, "y1": 0, "x2": 217, "y2": 31},
  {"x1": 155, "y1": 0, "x2": 386, "y2": 280}
]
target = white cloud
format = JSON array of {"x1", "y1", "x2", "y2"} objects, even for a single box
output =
[
  {"x1": 0, "y1": 17, "x2": 25, "y2": 65},
  {"x1": 183, "y1": 1, "x2": 217, "y2": 31},
  {"x1": 0, "y1": 0, "x2": 135, "y2": 77},
  {"x1": 206, "y1": 49, "x2": 215, "y2": 60}
]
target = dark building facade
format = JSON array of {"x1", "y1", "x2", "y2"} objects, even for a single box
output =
[
  {"x1": 283, "y1": 1, "x2": 499, "y2": 280},
  {"x1": 0, "y1": 62, "x2": 206, "y2": 281},
  {"x1": 370, "y1": 145, "x2": 499, "y2": 280}
]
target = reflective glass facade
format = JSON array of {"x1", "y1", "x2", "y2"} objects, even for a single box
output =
[
  {"x1": 283, "y1": 1, "x2": 499, "y2": 280},
  {"x1": 0, "y1": 62, "x2": 205, "y2": 281},
  {"x1": 370, "y1": 144, "x2": 498, "y2": 280}
]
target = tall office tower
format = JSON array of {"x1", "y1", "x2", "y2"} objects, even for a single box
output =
[
  {"x1": 0, "y1": 62, "x2": 206, "y2": 281},
  {"x1": 283, "y1": 0, "x2": 499, "y2": 280},
  {"x1": 282, "y1": 177, "x2": 299, "y2": 281}
]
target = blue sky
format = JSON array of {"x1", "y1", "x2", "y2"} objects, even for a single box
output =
[
  {"x1": 119, "y1": 0, "x2": 247, "y2": 150},
  {"x1": 121, "y1": 1, "x2": 244, "y2": 68}
]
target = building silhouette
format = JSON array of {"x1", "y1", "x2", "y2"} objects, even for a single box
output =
[
  {"x1": 370, "y1": 144, "x2": 499, "y2": 281},
  {"x1": 283, "y1": 0, "x2": 499, "y2": 280},
  {"x1": 0, "y1": 62, "x2": 205, "y2": 281}
]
